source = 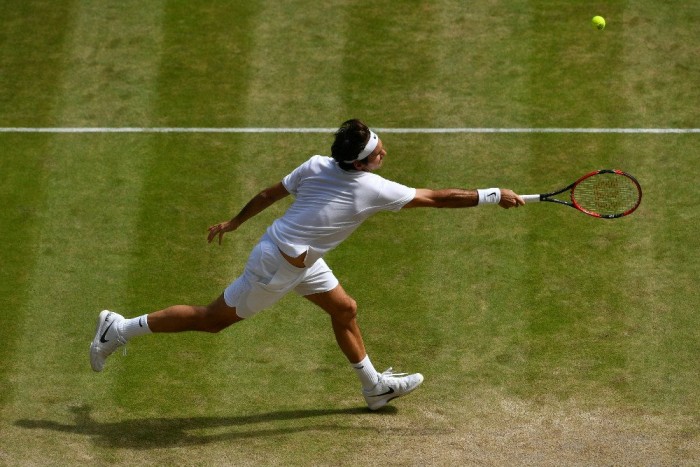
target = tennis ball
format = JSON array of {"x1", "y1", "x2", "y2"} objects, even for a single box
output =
[{"x1": 592, "y1": 15, "x2": 606, "y2": 30}]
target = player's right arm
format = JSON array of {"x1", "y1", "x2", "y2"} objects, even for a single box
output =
[
  {"x1": 404, "y1": 188, "x2": 524, "y2": 209},
  {"x1": 207, "y1": 182, "x2": 290, "y2": 244}
]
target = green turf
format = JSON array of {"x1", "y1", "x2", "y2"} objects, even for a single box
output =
[{"x1": 1, "y1": 1, "x2": 698, "y2": 464}]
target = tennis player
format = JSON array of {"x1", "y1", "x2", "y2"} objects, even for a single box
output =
[{"x1": 91, "y1": 119, "x2": 525, "y2": 410}]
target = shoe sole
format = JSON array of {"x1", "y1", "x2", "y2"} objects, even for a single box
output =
[{"x1": 90, "y1": 310, "x2": 111, "y2": 372}]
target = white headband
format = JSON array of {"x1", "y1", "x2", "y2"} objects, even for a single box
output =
[{"x1": 351, "y1": 130, "x2": 379, "y2": 161}]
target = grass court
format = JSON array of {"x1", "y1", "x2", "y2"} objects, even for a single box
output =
[{"x1": 1, "y1": 1, "x2": 698, "y2": 464}]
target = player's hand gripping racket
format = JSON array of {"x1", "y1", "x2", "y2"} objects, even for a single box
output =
[{"x1": 522, "y1": 169, "x2": 642, "y2": 218}]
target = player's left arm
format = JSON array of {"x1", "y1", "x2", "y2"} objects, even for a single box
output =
[
  {"x1": 403, "y1": 188, "x2": 524, "y2": 209},
  {"x1": 208, "y1": 182, "x2": 290, "y2": 244}
]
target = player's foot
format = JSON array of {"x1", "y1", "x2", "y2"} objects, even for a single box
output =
[
  {"x1": 363, "y1": 368, "x2": 424, "y2": 410},
  {"x1": 90, "y1": 310, "x2": 126, "y2": 372}
]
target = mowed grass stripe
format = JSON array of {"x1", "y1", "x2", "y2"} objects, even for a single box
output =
[
  {"x1": 516, "y1": 0, "x2": 692, "y2": 411},
  {"x1": 329, "y1": 1, "x2": 443, "y2": 399},
  {"x1": 515, "y1": 2, "x2": 698, "y2": 413},
  {"x1": 409, "y1": 135, "x2": 536, "y2": 408},
  {"x1": 428, "y1": 2, "x2": 533, "y2": 127},
  {"x1": 618, "y1": 135, "x2": 700, "y2": 412},
  {"x1": 0, "y1": 1, "x2": 74, "y2": 126},
  {"x1": 339, "y1": 1, "x2": 442, "y2": 127},
  {"x1": 0, "y1": 1, "x2": 74, "y2": 409},
  {"x1": 153, "y1": 2, "x2": 259, "y2": 128},
  {"x1": 236, "y1": 2, "x2": 353, "y2": 408},
  {"x1": 240, "y1": 2, "x2": 348, "y2": 127},
  {"x1": 114, "y1": 135, "x2": 264, "y2": 417},
  {"x1": 47, "y1": 1, "x2": 167, "y2": 128},
  {"x1": 112, "y1": 4, "x2": 279, "y2": 422},
  {"x1": 0, "y1": 136, "x2": 53, "y2": 408},
  {"x1": 3, "y1": 3, "x2": 166, "y2": 464},
  {"x1": 516, "y1": 2, "x2": 632, "y2": 407},
  {"x1": 379, "y1": 3, "x2": 535, "y2": 413},
  {"x1": 525, "y1": 2, "x2": 630, "y2": 128},
  {"x1": 619, "y1": 4, "x2": 700, "y2": 128},
  {"x1": 410, "y1": 3, "x2": 534, "y2": 408}
]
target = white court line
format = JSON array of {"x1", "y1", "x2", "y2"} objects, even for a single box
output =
[{"x1": 0, "y1": 127, "x2": 698, "y2": 134}]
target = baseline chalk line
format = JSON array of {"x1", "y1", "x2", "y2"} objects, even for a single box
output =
[{"x1": 0, "y1": 127, "x2": 698, "y2": 134}]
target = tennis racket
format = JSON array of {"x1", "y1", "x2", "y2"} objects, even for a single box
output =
[{"x1": 522, "y1": 169, "x2": 642, "y2": 219}]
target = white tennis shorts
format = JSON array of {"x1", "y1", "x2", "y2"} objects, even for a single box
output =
[{"x1": 223, "y1": 234, "x2": 339, "y2": 318}]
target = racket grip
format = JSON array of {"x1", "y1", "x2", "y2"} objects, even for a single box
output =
[{"x1": 521, "y1": 194, "x2": 541, "y2": 203}]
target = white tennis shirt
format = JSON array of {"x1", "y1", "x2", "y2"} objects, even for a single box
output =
[{"x1": 266, "y1": 155, "x2": 416, "y2": 267}]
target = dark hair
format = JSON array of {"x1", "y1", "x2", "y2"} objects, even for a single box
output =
[{"x1": 331, "y1": 119, "x2": 371, "y2": 170}]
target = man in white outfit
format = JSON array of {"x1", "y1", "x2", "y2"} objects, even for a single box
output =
[{"x1": 91, "y1": 119, "x2": 525, "y2": 410}]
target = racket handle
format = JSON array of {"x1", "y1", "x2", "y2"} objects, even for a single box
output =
[{"x1": 521, "y1": 194, "x2": 541, "y2": 203}]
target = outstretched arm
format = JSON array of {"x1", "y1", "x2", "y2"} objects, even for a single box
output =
[
  {"x1": 404, "y1": 188, "x2": 524, "y2": 209},
  {"x1": 207, "y1": 182, "x2": 290, "y2": 244}
]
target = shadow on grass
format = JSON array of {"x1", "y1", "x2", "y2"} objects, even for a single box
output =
[{"x1": 14, "y1": 404, "x2": 395, "y2": 449}]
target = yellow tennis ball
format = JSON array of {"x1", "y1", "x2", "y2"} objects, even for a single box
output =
[{"x1": 592, "y1": 15, "x2": 606, "y2": 30}]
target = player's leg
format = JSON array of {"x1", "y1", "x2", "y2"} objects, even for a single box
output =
[
  {"x1": 304, "y1": 284, "x2": 365, "y2": 363},
  {"x1": 303, "y1": 282, "x2": 424, "y2": 410},
  {"x1": 146, "y1": 294, "x2": 243, "y2": 333},
  {"x1": 90, "y1": 294, "x2": 242, "y2": 372},
  {"x1": 91, "y1": 235, "x2": 297, "y2": 372}
]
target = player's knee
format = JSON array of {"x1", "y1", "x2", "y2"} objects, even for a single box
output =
[
  {"x1": 333, "y1": 297, "x2": 357, "y2": 324},
  {"x1": 203, "y1": 319, "x2": 228, "y2": 333},
  {"x1": 202, "y1": 303, "x2": 240, "y2": 333}
]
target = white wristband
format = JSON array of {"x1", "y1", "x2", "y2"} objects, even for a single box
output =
[{"x1": 477, "y1": 188, "x2": 501, "y2": 205}]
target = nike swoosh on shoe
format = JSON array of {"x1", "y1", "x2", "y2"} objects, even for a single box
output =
[{"x1": 99, "y1": 320, "x2": 115, "y2": 343}]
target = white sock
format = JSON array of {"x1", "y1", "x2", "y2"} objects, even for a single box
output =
[
  {"x1": 118, "y1": 314, "x2": 152, "y2": 341},
  {"x1": 352, "y1": 355, "x2": 379, "y2": 390}
]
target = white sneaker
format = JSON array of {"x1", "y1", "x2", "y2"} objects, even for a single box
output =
[
  {"x1": 90, "y1": 310, "x2": 126, "y2": 372},
  {"x1": 363, "y1": 368, "x2": 424, "y2": 410}
]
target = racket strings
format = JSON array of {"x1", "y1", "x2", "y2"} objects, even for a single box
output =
[{"x1": 572, "y1": 173, "x2": 640, "y2": 216}]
